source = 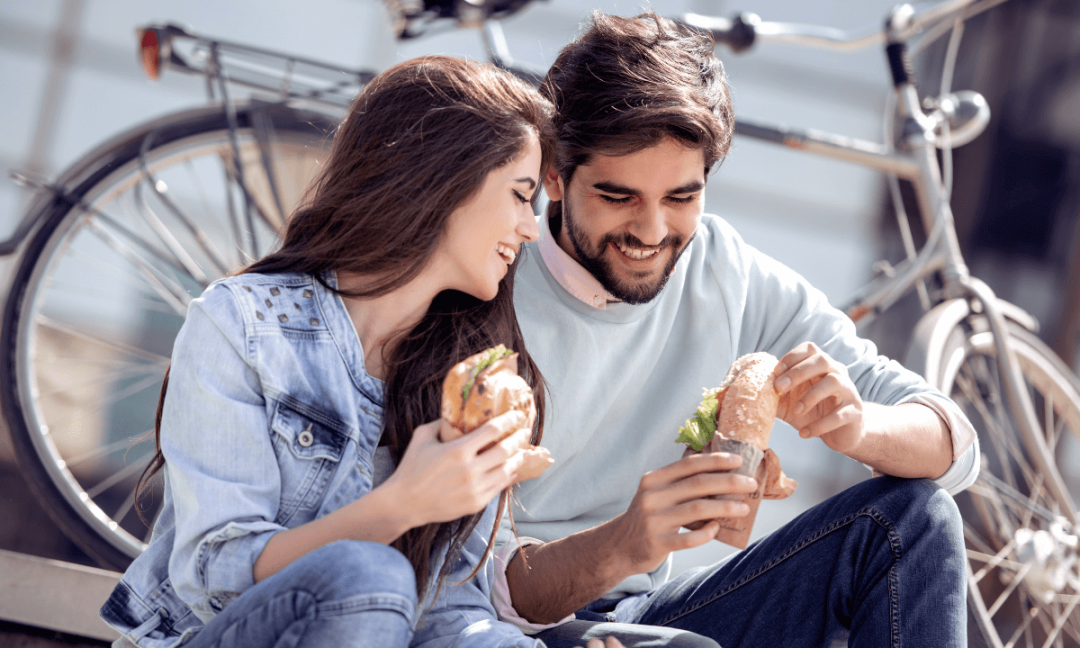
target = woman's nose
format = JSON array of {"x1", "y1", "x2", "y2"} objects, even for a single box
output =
[{"x1": 517, "y1": 208, "x2": 540, "y2": 243}]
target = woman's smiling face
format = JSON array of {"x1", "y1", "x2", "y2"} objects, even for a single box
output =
[{"x1": 434, "y1": 133, "x2": 542, "y2": 301}]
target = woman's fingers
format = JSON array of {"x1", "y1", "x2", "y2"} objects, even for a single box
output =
[{"x1": 458, "y1": 410, "x2": 529, "y2": 453}]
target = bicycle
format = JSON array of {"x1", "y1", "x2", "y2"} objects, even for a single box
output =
[{"x1": 1, "y1": 1, "x2": 1076, "y2": 646}]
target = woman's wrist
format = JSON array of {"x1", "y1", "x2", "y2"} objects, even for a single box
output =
[{"x1": 355, "y1": 476, "x2": 423, "y2": 542}]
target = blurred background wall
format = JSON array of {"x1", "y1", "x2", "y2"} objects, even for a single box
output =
[{"x1": 0, "y1": 0, "x2": 1076, "y2": 577}]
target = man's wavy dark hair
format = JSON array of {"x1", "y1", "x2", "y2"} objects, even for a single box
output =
[{"x1": 540, "y1": 11, "x2": 734, "y2": 221}]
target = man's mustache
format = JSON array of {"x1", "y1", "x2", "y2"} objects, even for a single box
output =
[{"x1": 600, "y1": 232, "x2": 683, "y2": 251}]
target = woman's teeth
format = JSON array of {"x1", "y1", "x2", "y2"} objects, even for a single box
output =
[
  {"x1": 615, "y1": 241, "x2": 659, "y2": 260},
  {"x1": 495, "y1": 242, "x2": 517, "y2": 264}
]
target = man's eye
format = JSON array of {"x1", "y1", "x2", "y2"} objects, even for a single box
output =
[
  {"x1": 599, "y1": 195, "x2": 632, "y2": 204},
  {"x1": 668, "y1": 194, "x2": 697, "y2": 204}
]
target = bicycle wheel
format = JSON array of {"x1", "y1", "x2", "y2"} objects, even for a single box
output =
[
  {"x1": 1, "y1": 102, "x2": 336, "y2": 569},
  {"x1": 931, "y1": 317, "x2": 1080, "y2": 648}
]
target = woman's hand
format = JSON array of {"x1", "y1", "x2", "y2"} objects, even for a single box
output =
[
  {"x1": 380, "y1": 411, "x2": 533, "y2": 528},
  {"x1": 773, "y1": 342, "x2": 866, "y2": 456}
]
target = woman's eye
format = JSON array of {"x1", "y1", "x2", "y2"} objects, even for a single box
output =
[
  {"x1": 513, "y1": 190, "x2": 529, "y2": 204},
  {"x1": 599, "y1": 194, "x2": 632, "y2": 204}
]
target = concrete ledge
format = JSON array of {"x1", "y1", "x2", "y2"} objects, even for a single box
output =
[{"x1": 0, "y1": 549, "x2": 120, "y2": 642}]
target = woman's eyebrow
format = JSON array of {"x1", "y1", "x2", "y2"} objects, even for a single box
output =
[{"x1": 514, "y1": 176, "x2": 537, "y2": 190}]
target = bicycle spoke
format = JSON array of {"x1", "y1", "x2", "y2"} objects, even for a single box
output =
[
  {"x1": 1004, "y1": 606, "x2": 1040, "y2": 648},
  {"x1": 111, "y1": 486, "x2": 139, "y2": 527},
  {"x1": 40, "y1": 371, "x2": 162, "y2": 432},
  {"x1": 34, "y1": 361, "x2": 163, "y2": 402},
  {"x1": 251, "y1": 108, "x2": 287, "y2": 227},
  {"x1": 965, "y1": 519, "x2": 997, "y2": 555},
  {"x1": 134, "y1": 179, "x2": 210, "y2": 285},
  {"x1": 65, "y1": 244, "x2": 180, "y2": 305},
  {"x1": 90, "y1": 206, "x2": 203, "y2": 289},
  {"x1": 64, "y1": 435, "x2": 151, "y2": 468},
  {"x1": 1038, "y1": 596, "x2": 1078, "y2": 648},
  {"x1": 988, "y1": 561, "x2": 1033, "y2": 618},
  {"x1": 970, "y1": 542, "x2": 1025, "y2": 581},
  {"x1": 140, "y1": 137, "x2": 233, "y2": 276},
  {"x1": 85, "y1": 218, "x2": 190, "y2": 315},
  {"x1": 35, "y1": 315, "x2": 170, "y2": 365},
  {"x1": 85, "y1": 459, "x2": 145, "y2": 499}
]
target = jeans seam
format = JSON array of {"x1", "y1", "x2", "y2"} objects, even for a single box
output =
[
  {"x1": 316, "y1": 592, "x2": 417, "y2": 622},
  {"x1": 655, "y1": 505, "x2": 904, "y2": 634}
]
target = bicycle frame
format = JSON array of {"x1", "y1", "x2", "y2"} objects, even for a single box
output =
[{"x1": 695, "y1": 0, "x2": 1077, "y2": 522}]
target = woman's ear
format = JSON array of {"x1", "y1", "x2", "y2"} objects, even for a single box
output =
[{"x1": 543, "y1": 167, "x2": 563, "y2": 202}]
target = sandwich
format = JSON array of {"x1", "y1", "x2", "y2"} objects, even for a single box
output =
[
  {"x1": 440, "y1": 345, "x2": 552, "y2": 481},
  {"x1": 676, "y1": 352, "x2": 797, "y2": 548}
]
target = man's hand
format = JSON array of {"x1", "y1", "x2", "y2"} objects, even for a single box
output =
[
  {"x1": 607, "y1": 452, "x2": 758, "y2": 575},
  {"x1": 508, "y1": 451, "x2": 758, "y2": 624},
  {"x1": 576, "y1": 638, "x2": 626, "y2": 648},
  {"x1": 774, "y1": 342, "x2": 866, "y2": 456}
]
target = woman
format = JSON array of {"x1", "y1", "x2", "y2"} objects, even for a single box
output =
[{"x1": 99, "y1": 55, "x2": 554, "y2": 648}]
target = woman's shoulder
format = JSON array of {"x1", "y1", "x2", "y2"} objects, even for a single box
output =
[{"x1": 197, "y1": 271, "x2": 324, "y2": 326}]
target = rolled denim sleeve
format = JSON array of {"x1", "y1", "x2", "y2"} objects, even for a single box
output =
[
  {"x1": 412, "y1": 499, "x2": 544, "y2": 648},
  {"x1": 160, "y1": 283, "x2": 285, "y2": 623}
]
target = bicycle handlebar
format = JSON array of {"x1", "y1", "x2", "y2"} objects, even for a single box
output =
[{"x1": 684, "y1": 0, "x2": 993, "y2": 54}]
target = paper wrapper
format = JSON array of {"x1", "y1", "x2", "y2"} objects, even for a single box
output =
[{"x1": 682, "y1": 437, "x2": 767, "y2": 550}]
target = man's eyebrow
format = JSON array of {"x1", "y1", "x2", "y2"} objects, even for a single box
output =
[
  {"x1": 514, "y1": 176, "x2": 537, "y2": 190},
  {"x1": 669, "y1": 180, "x2": 705, "y2": 194},
  {"x1": 592, "y1": 180, "x2": 706, "y2": 196},
  {"x1": 592, "y1": 181, "x2": 640, "y2": 196}
]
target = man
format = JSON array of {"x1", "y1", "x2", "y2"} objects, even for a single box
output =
[{"x1": 494, "y1": 11, "x2": 979, "y2": 648}]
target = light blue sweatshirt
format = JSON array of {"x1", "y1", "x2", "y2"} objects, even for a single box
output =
[{"x1": 498, "y1": 213, "x2": 978, "y2": 603}]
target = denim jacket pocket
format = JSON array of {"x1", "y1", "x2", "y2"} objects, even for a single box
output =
[{"x1": 270, "y1": 400, "x2": 349, "y2": 525}]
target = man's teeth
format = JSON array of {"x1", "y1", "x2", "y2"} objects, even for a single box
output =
[
  {"x1": 616, "y1": 242, "x2": 659, "y2": 260},
  {"x1": 495, "y1": 243, "x2": 517, "y2": 264}
]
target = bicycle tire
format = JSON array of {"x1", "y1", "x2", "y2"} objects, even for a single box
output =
[
  {"x1": 1, "y1": 102, "x2": 337, "y2": 569},
  {"x1": 929, "y1": 317, "x2": 1080, "y2": 648}
]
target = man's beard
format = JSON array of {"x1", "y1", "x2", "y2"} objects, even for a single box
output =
[{"x1": 562, "y1": 200, "x2": 693, "y2": 305}]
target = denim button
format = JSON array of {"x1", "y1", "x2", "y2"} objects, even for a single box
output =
[{"x1": 298, "y1": 425, "x2": 314, "y2": 447}]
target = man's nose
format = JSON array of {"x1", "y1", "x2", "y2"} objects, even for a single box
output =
[{"x1": 627, "y1": 202, "x2": 668, "y2": 246}]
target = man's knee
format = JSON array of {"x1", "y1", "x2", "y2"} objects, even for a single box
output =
[{"x1": 865, "y1": 477, "x2": 964, "y2": 559}]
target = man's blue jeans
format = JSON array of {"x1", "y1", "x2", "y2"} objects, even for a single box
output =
[
  {"x1": 537, "y1": 476, "x2": 967, "y2": 648},
  {"x1": 182, "y1": 540, "x2": 417, "y2": 648}
]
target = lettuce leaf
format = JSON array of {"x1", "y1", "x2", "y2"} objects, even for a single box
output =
[
  {"x1": 675, "y1": 387, "x2": 721, "y2": 452},
  {"x1": 462, "y1": 345, "x2": 513, "y2": 403}
]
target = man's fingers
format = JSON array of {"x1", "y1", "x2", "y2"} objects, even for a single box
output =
[
  {"x1": 645, "y1": 451, "x2": 744, "y2": 488},
  {"x1": 670, "y1": 496, "x2": 752, "y2": 527},
  {"x1": 800, "y1": 406, "x2": 860, "y2": 439},
  {"x1": 660, "y1": 470, "x2": 757, "y2": 504}
]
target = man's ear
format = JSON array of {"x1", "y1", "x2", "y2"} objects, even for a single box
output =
[{"x1": 543, "y1": 167, "x2": 564, "y2": 202}]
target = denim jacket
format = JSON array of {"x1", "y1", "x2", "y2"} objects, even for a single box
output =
[{"x1": 99, "y1": 272, "x2": 541, "y2": 648}]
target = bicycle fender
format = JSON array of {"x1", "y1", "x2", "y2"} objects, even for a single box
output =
[
  {"x1": 905, "y1": 298, "x2": 970, "y2": 387},
  {"x1": 905, "y1": 297, "x2": 1040, "y2": 387}
]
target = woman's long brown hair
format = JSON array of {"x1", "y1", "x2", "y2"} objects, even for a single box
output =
[{"x1": 136, "y1": 56, "x2": 554, "y2": 601}]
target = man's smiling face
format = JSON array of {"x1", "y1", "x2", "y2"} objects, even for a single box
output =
[{"x1": 545, "y1": 137, "x2": 706, "y2": 304}]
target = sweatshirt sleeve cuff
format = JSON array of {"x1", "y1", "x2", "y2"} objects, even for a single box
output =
[{"x1": 491, "y1": 535, "x2": 575, "y2": 635}]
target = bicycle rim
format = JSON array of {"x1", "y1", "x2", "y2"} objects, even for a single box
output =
[
  {"x1": 2, "y1": 104, "x2": 334, "y2": 568},
  {"x1": 937, "y1": 319, "x2": 1080, "y2": 648}
]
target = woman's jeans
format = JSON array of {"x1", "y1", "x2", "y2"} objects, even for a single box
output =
[
  {"x1": 537, "y1": 476, "x2": 967, "y2": 648},
  {"x1": 183, "y1": 540, "x2": 417, "y2": 648}
]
